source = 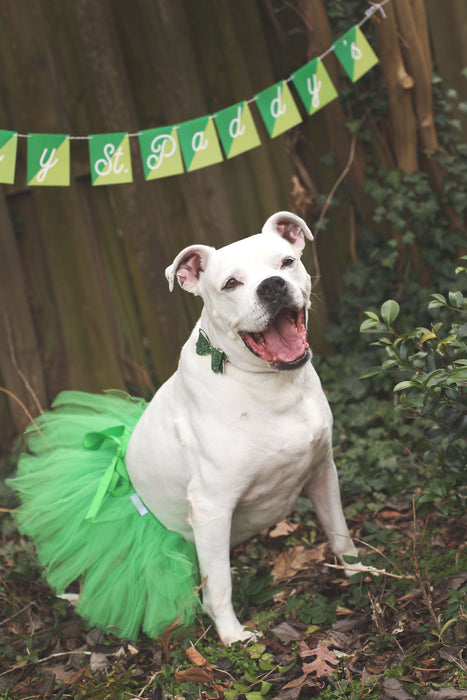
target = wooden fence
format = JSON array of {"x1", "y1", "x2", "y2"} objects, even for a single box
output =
[{"x1": 0, "y1": 0, "x2": 465, "y2": 447}]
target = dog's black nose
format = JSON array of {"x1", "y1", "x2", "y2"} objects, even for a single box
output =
[{"x1": 257, "y1": 276, "x2": 287, "y2": 302}]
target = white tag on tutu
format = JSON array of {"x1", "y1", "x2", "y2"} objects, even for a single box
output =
[{"x1": 130, "y1": 492, "x2": 149, "y2": 516}]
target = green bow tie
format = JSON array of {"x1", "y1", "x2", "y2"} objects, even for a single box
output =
[{"x1": 196, "y1": 329, "x2": 227, "y2": 374}]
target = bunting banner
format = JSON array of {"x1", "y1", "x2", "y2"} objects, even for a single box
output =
[
  {"x1": 89, "y1": 132, "x2": 133, "y2": 186},
  {"x1": 0, "y1": 2, "x2": 388, "y2": 187},
  {"x1": 214, "y1": 101, "x2": 261, "y2": 158},
  {"x1": 138, "y1": 126, "x2": 184, "y2": 180},
  {"x1": 255, "y1": 80, "x2": 303, "y2": 138},
  {"x1": 333, "y1": 26, "x2": 379, "y2": 82},
  {"x1": 0, "y1": 130, "x2": 17, "y2": 184},
  {"x1": 27, "y1": 133, "x2": 70, "y2": 187},
  {"x1": 177, "y1": 116, "x2": 223, "y2": 172},
  {"x1": 291, "y1": 59, "x2": 338, "y2": 115}
]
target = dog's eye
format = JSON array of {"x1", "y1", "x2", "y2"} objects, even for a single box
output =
[
  {"x1": 281, "y1": 257, "x2": 295, "y2": 268},
  {"x1": 223, "y1": 278, "x2": 241, "y2": 290}
]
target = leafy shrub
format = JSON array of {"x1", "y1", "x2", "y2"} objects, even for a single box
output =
[
  {"x1": 316, "y1": 73, "x2": 467, "y2": 505},
  {"x1": 359, "y1": 262, "x2": 467, "y2": 512}
]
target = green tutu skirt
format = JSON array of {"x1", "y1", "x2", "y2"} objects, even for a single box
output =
[{"x1": 7, "y1": 390, "x2": 200, "y2": 641}]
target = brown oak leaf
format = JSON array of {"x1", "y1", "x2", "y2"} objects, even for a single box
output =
[{"x1": 299, "y1": 640, "x2": 339, "y2": 678}]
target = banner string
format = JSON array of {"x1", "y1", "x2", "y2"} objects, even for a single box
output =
[{"x1": 14, "y1": 0, "x2": 390, "y2": 143}]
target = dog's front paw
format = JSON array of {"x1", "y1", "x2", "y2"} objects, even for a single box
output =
[{"x1": 220, "y1": 624, "x2": 261, "y2": 646}]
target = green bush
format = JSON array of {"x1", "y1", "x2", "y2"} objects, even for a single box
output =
[{"x1": 359, "y1": 261, "x2": 467, "y2": 512}]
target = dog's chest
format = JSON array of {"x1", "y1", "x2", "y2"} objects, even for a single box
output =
[
  {"x1": 239, "y1": 392, "x2": 330, "y2": 495},
  {"x1": 225, "y1": 382, "x2": 332, "y2": 542}
]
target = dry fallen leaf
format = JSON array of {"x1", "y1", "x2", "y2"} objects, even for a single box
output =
[
  {"x1": 282, "y1": 672, "x2": 309, "y2": 690},
  {"x1": 271, "y1": 621, "x2": 304, "y2": 643},
  {"x1": 89, "y1": 652, "x2": 110, "y2": 673},
  {"x1": 174, "y1": 667, "x2": 213, "y2": 684},
  {"x1": 299, "y1": 640, "x2": 339, "y2": 678},
  {"x1": 377, "y1": 509, "x2": 406, "y2": 521},
  {"x1": 268, "y1": 519, "x2": 301, "y2": 538},
  {"x1": 271, "y1": 543, "x2": 327, "y2": 581},
  {"x1": 185, "y1": 645, "x2": 212, "y2": 669}
]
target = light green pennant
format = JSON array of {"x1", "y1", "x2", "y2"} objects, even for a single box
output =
[
  {"x1": 214, "y1": 101, "x2": 261, "y2": 159},
  {"x1": 292, "y1": 58, "x2": 338, "y2": 115},
  {"x1": 333, "y1": 26, "x2": 379, "y2": 82},
  {"x1": 138, "y1": 126, "x2": 184, "y2": 180},
  {"x1": 89, "y1": 132, "x2": 133, "y2": 186},
  {"x1": 177, "y1": 116, "x2": 223, "y2": 172},
  {"x1": 255, "y1": 80, "x2": 302, "y2": 138},
  {"x1": 27, "y1": 134, "x2": 70, "y2": 187},
  {"x1": 0, "y1": 130, "x2": 18, "y2": 184}
]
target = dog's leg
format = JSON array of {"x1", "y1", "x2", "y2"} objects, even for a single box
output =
[
  {"x1": 304, "y1": 458, "x2": 365, "y2": 577},
  {"x1": 188, "y1": 491, "x2": 255, "y2": 645}
]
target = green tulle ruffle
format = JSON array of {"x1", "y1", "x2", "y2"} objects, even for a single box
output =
[{"x1": 7, "y1": 390, "x2": 200, "y2": 641}]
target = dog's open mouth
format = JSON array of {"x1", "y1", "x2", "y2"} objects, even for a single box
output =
[{"x1": 240, "y1": 307, "x2": 310, "y2": 370}]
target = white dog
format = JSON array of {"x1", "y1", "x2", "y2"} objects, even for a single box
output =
[{"x1": 126, "y1": 211, "x2": 361, "y2": 645}]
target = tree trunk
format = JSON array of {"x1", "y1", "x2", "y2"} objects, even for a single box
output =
[
  {"x1": 0, "y1": 190, "x2": 47, "y2": 432},
  {"x1": 374, "y1": 3, "x2": 419, "y2": 172}
]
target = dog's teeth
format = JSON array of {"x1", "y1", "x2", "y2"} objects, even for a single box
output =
[
  {"x1": 252, "y1": 332, "x2": 266, "y2": 346},
  {"x1": 288, "y1": 311, "x2": 297, "y2": 328}
]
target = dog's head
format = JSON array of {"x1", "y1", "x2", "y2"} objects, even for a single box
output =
[{"x1": 166, "y1": 212, "x2": 314, "y2": 371}]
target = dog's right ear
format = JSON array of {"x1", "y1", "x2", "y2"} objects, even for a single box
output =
[
  {"x1": 165, "y1": 245, "x2": 215, "y2": 293},
  {"x1": 262, "y1": 211, "x2": 313, "y2": 251}
]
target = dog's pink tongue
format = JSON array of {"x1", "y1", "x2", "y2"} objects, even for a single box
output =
[{"x1": 263, "y1": 311, "x2": 308, "y2": 363}]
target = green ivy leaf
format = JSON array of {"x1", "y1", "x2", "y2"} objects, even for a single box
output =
[
  {"x1": 393, "y1": 380, "x2": 416, "y2": 392},
  {"x1": 428, "y1": 293, "x2": 447, "y2": 309},
  {"x1": 364, "y1": 310, "x2": 380, "y2": 321},
  {"x1": 419, "y1": 331, "x2": 437, "y2": 345},
  {"x1": 360, "y1": 318, "x2": 387, "y2": 333},
  {"x1": 261, "y1": 681, "x2": 273, "y2": 695},
  {"x1": 246, "y1": 643, "x2": 267, "y2": 659},
  {"x1": 278, "y1": 659, "x2": 296, "y2": 674},
  {"x1": 381, "y1": 300, "x2": 400, "y2": 326},
  {"x1": 449, "y1": 367, "x2": 467, "y2": 381},
  {"x1": 360, "y1": 366, "x2": 384, "y2": 379},
  {"x1": 448, "y1": 290, "x2": 464, "y2": 308}
]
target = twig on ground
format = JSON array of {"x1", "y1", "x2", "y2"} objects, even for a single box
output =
[
  {"x1": 0, "y1": 650, "x2": 92, "y2": 677},
  {"x1": 350, "y1": 534, "x2": 407, "y2": 578},
  {"x1": 324, "y1": 563, "x2": 414, "y2": 580},
  {"x1": 0, "y1": 602, "x2": 34, "y2": 627}
]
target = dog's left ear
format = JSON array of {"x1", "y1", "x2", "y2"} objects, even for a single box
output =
[
  {"x1": 165, "y1": 244, "x2": 215, "y2": 293},
  {"x1": 262, "y1": 211, "x2": 313, "y2": 251}
]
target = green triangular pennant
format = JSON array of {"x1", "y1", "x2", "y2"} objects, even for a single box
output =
[
  {"x1": 214, "y1": 101, "x2": 261, "y2": 158},
  {"x1": 27, "y1": 134, "x2": 70, "y2": 187},
  {"x1": 255, "y1": 80, "x2": 302, "y2": 138},
  {"x1": 0, "y1": 130, "x2": 18, "y2": 184},
  {"x1": 138, "y1": 126, "x2": 184, "y2": 180},
  {"x1": 334, "y1": 26, "x2": 378, "y2": 82},
  {"x1": 292, "y1": 58, "x2": 338, "y2": 115},
  {"x1": 89, "y1": 132, "x2": 133, "y2": 186},
  {"x1": 178, "y1": 116, "x2": 223, "y2": 172}
]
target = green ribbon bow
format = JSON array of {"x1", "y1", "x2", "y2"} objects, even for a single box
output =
[
  {"x1": 196, "y1": 329, "x2": 228, "y2": 374},
  {"x1": 84, "y1": 425, "x2": 132, "y2": 520}
]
